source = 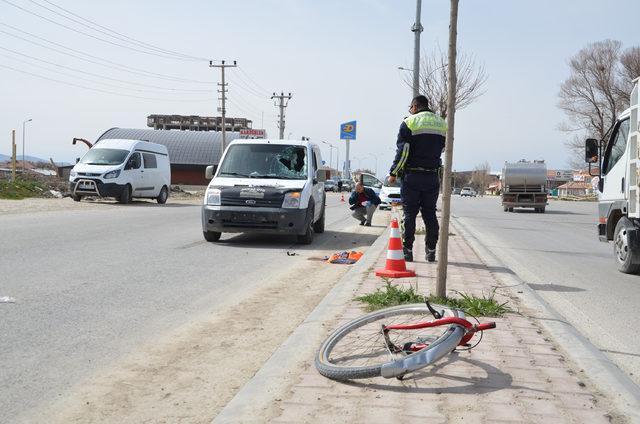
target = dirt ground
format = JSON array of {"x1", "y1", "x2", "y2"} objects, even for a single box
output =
[{"x1": 17, "y1": 255, "x2": 350, "y2": 424}]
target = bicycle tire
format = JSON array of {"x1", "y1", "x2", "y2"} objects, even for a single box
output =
[{"x1": 315, "y1": 303, "x2": 463, "y2": 380}]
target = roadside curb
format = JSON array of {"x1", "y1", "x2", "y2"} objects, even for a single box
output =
[
  {"x1": 451, "y1": 215, "x2": 640, "y2": 421},
  {"x1": 212, "y1": 225, "x2": 391, "y2": 423}
]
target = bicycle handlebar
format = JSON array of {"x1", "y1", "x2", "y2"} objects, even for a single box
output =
[{"x1": 476, "y1": 322, "x2": 496, "y2": 331}]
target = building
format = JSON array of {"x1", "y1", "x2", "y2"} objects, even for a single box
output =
[
  {"x1": 97, "y1": 128, "x2": 241, "y2": 185},
  {"x1": 557, "y1": 181, "x2": 594, "y2": 197},
  {"x1": 147, "y1": 114, "x2": 252, "y2": 132}
]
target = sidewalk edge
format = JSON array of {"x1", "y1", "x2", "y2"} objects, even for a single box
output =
[
  {"x1": 451, "y1": 216, "x2": 640, "y2": 420},
  {"x1": 212, "y1": 226, "x2": 391, "y2": 423}
]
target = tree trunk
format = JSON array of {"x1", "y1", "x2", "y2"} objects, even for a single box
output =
[{"x1": 436, "y1": 0, "x2": 459, "y2": 298}]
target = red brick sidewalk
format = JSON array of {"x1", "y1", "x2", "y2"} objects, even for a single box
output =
[{"x1": 269, "y1": 230, "x2": 616, "y2": 423}]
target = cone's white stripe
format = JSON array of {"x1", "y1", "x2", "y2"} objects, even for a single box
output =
[
  {"x1": 390, "y1": 227, "x2": 401, "y2": 238},
  {"x1": 387, "y1": 249, "x2": 405, "y2": 260}
]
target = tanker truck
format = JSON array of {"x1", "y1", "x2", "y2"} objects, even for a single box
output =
[
  {"x1": 501, "y1": 160, "x2": 548, "y2": 213},
  {"x1": 584, "y1": 77, "x2": 640, "y2": 274}
]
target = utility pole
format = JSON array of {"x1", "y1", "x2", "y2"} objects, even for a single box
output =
[
  {"x1": 412, "y1": 0, "x2": 423, "y2": 97},
  {"x1": 22, "y1": 118, "x2": 32, "y2": 172},
  {"x1": 436, "y1": 0, "x2": 459, "y2": 298},
  {"x1": 271, "y1": 92, "x2": 292, "y2": 139},
  {"x1": 11, "y1": 130, "x2": 16, "y2": 182},
  {"x1": 209, "y1": 60, "x2": 237, "y2": 153}
]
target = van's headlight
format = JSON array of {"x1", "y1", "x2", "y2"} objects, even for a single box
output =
[
  {"x1": 206, "y1": 188, "x2": 221, "y2": 205},
  {"x1": 103, "y1": 170, "x2": 121, "y2": 179},
  {"x1": 70, "y1": 170, "x2": 77, "y2": 178},
  {"x1": 282, "y1": 191, "x2": 301, "y2": 208}
]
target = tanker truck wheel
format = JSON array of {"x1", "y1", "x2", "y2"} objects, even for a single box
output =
[
  {"x1": 508, "y1": 207, "x2": 514, "y2": 212},
  {"x1": 614, "y1": 217, "x2": 640, "y2": 274},
  {"x1": 503, "y1": 206, "x2": 508, "y2": 212}
]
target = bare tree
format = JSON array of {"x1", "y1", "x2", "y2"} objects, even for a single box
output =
[
  {"x1": 470, "y1": 161, "x2": 491, "y2": 196},
  {"x1": 402, "y1": 46, "x2": 487, "y2": 118},
  {"x1": 558, "y1": 40, "x2": 640, "y2": 163}
]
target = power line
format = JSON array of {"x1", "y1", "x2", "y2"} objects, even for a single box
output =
[
  {"x1": 238, "y1": 66, "x2": 271, "y2": 96},
  {"x1": 28, "y1": 0, "x2": 209, "y2": 61},
  {"x1": 0, "y1": 51, "x2": 216, "y2": 97},
  {"x1": 0, "y1": 23, "x2": 215, "y2": 84},
  {"x1": 0, "y1": 63, "x2": 214, "y2": 102},
  {"x1": 0, "y1": 45, "x2": 212, "y2": 92},
  {"x1": 1, "y1": 0, "x2": 210, "y2": 62}
]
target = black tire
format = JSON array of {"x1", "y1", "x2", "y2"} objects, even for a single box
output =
[
  {"x1": 313, "y1": 198, "x2": 326, "y2": 234},
  {"x1": 503, "y1": 206, "x2": 508, "y2": 212},
  {"x1": 315, "y1": 304, "x2": 462, "y2": 381},
  {"x1": 203, "y1": 231, "x2": 221, "y2": 242},
  {"x1": 539, "y1": 207, "x2": 545, "y2": 213},
  {"x1": 508, "y1": 207, "x2": 514, "y2": 212},
  {"x1": 614, "y1": 217, "x2": 640, "y2": 274},
  {"x1": 157, "y1": 186, "x2": 169, "y2": 204},
  {"x1": 297, "y1": 205, "x2": 315, "y2": 245},
  {"x1": 72, "y1": 194, "x2": 82, "y2": 202},
  {"x1": 119, "y1": 184, "x2": 132, "y2": 204}
]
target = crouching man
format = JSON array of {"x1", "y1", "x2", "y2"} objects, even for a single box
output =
[{"x1": 349, "y1": 182, "x2": 381, "y2": 226}]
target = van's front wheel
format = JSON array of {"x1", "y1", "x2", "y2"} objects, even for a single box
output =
[
  {"x1": 297, "y1": 207, "x2": 315, "y2": 245},
  {"x1": 119, "y1": 184, "x2": 132, "y2": 204},
  {"x1": 203, "y1": 231, "x2": 221, "y2": 242}
]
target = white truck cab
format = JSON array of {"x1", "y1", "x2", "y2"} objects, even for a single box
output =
[
  {"x1": 201, "y1": 139, "x2": 326, "y2": 244},
  {"x1": 69, "y1": 139, "x2": 171, "y2": 204},
  {"x1": 585, "y1": 77, "x2": 640, "y2": 273}
]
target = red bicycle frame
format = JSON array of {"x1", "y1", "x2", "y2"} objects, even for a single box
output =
[{"x1": 384, "y1": 316, "x2": 496, "y2": 347}]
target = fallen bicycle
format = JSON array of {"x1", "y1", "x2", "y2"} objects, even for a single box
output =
[{"x1": 315, "y1": 300, "x2": 496, "y2": 380}]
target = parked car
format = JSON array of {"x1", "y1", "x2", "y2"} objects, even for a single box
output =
[
  {"x1": 460, "y1": 187, "x2": 477, "y2": 197},
  {"x1": 69, "y1": 138, "x2": 171, "y2": 204},
  {"x1": 340, "y1": 179, "x2": 353, "y2": 192},
  {"x1": 202, "y1": 139, "x2": 326, "y2": 244},
  {"x1": 379, "y1": 175, "x2": 401, "y2": 210},
  {"x1": 358, "y1": 172, "x2": 383, "y2": 196},
  {"x1": 452, "y1": 187, "x2": 461, "y2": 195},
  {"x1": 324, "y1": 180, "x2": 337, "y2": 192}
]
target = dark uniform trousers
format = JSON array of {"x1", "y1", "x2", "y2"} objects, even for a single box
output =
[{"x1": 401, "y1": 171, "x2": 440, "y2": 250}]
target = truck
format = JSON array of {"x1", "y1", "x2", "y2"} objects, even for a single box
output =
[
  {"x1": 584, "y1": 77, "x2": 640, "y2": 274},
  {"x1": 501, "y1": 160, "x2": 548, "y2": 213}
]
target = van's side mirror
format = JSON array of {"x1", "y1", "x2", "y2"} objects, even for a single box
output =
[
  {"x1": 75, "y1": 157, "x2": 80, "y2": 164},
  {"x1": 315, "y1": 169, "x2": 327, "y2": 182},
  {"x1": 205, "y1": 165, "x2": 214, "y2": 180},
  {"x1": 585, "y1": 138, "x2": 599, "y2": 163}
]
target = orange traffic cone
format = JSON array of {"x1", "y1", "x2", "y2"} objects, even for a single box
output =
[
  {"x1": 340, "y1": 192, "x2": 345, "y2": 202},
  {"x1": 375, "y1": 218, "x2": 416, "y2": 278}
]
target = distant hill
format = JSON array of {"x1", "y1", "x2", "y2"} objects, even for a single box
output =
[{"x1": 0, "y1": 154, "x2": 49, "y2": 163}]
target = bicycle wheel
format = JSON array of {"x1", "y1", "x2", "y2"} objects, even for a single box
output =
[{"x1": 315, "y1": 303, "x2": 463, "y2": 380}]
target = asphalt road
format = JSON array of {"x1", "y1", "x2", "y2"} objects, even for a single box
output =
[
  {"x1": 0, "y1": 192, "x2": 378, "y2": 423},
  {"x1": 451, "y1": 196, "x2": 640, "y2": 384}
]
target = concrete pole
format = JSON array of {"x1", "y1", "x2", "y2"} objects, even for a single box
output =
[
  {"x1": 220, "y1": 64, "x2": 227, "y2": 152},
  {"x1": 435, "y1": 0, "x2": 459, "y2": 298},
  {"x1": 11, "y1": 130, "x2": 16, "y2": 182},
  {"x1": 412, "y1": 0, "x2": 423, "y2": 97},
  {"x1": 22, "y1": 118, "x2": 32, "y2": 172},
  {"x1": 345, "y1": 139, "x2": 350, "y2": 179},
  {"x1": 279, "y1": 93, "x2": 285, "y2": 139}
]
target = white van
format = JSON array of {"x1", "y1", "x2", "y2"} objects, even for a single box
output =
[
  {"x1": 69, "y1": 139, "x2": 171, "y2": 204},
  {"x1": 202, "y1": 139, "x2": 326, "y2": 244}
]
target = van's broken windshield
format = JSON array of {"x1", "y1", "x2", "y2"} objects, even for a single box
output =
[{"x1": 218, "y1": 144, "x2": 307, "y2": 180}]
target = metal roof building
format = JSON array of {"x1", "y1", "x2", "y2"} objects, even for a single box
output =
[{"x1": 97, "y1": 128, "x2": 241, "y2": 185}]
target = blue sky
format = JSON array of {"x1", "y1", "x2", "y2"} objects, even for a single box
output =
[{"x1": 0, "y1": 0, "x2": 638, "y2": 174}]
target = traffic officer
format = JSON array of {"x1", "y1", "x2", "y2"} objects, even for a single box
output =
[{"x1": 388, "y1": 95, "x2": 447, "y2": 263}]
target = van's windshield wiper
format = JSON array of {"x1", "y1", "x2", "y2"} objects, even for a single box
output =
[{"x1": 220, "y1": 172, "x2": 250, "y2": 177}]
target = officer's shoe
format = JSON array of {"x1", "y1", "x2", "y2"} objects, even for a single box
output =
[
  {"x1": 426, "y1": 249, "x2": 436, "y2": 263},
  {"x1": 403, "y1": 247, "x2": 413, "y2": 262}
]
